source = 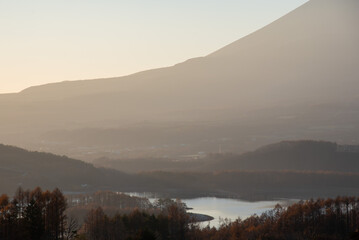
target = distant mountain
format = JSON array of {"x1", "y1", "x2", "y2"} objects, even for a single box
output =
[
  {"x1": 0, "y1": 144, "x2": 133, "y2": 194},
  {"x1": 0, "y1": 0, "x2": 358, "y2": 157},
  {"x1": 2, "y1": 142, "x2": 359, "y2": 200},
  {"x1": 92, "y1": 140, "x2": 359, "y2": 173},
  {"x1": 205, "y1": 140, "x2": 359, "y2": 172}
]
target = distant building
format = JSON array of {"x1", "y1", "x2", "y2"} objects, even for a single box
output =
[{"x1": 179, "y1": 152, "x2": 206, "y2": 160}]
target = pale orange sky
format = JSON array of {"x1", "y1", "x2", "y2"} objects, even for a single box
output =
[{"x1": 0, "y1": 0, "x2": 308, "y2": 94}]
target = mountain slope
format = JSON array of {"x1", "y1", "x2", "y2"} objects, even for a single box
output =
[
  {"x1": 92, "y1": 140, "x2": 359, "y2": 173},
  {"x1": 13, "y1": 0, "x2": 359, "y2": 106},
  {"x1": 0, "y1": 0, "x2": 358, "y2": 155},
  {"x1": 205, "y1": 140, "x2": 359, "y2": 172},
  {"x1": 0, "y1": 144, "x2": 133, "y2": 194}
]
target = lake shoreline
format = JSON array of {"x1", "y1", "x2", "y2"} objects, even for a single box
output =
[{"x1": 189, "y1": 213, "x2": 215, "y2": 223}]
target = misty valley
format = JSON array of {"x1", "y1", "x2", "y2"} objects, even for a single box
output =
[{"x1": 2, "y1": 140, "x2": 359, "y2": 239}]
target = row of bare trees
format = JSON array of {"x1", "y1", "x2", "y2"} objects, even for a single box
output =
[
  {"x1": 83, "y1": 199, "x2": 189, "y2": 240},
  {"x1": 3, "y1": 187, "x2": 359, "y2": 240},
  {"x1": 66, "y1": 191, "x2": 152, "y2": 209},
  {"x1": 0, "y1": 187, "x2": 78, "y2": 240},
  {"x1": 81, "y1": 196, "x2": 359, "y2": 240},
  {"x1": 188, "y1": 197, "x2": 359, "y2": 240}
]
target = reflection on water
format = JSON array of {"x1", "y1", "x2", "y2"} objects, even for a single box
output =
[
  {"x1": 125, "y1": 192, "x2": 295, "y2": 228},
  {"x1": 182, "y1": 197, "x2": 290, "y2": 228}
]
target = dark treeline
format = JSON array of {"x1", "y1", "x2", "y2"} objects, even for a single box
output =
[
  {"x1": 81, "y1": 197, "x2": 359, "y2": 240},
  {"x1": 66, "y1": 191, "x2": 154, "y2": 225},
  {"x1": 83, "y1": 200, "x2": 188, "y2": 240},
  {"x1": 67, "y1": 191, "x2": 152, "y2": 209},
  {"x1": 0, "y1": 187, "x2": 76, "y2": 240},
  {"x1": 2, "y1": 187, "x2": 359, "y2": 239},
  {"x1": 189, "y1": 197, "x2": 359, "y2": 240}
]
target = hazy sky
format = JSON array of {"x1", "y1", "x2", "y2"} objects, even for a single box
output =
[{"x1": 0, "y1": 0, "x2": 308, "y2": 94}]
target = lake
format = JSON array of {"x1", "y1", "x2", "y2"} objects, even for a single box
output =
[
  {"x1": 182, "y1": 197, "x2": 292, "y2": 228},
  {"x1": 125, "y1": 193, "x2": 295, "y2": 228}
]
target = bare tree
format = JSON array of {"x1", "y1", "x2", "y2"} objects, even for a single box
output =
[{"x1": 64, "y1": 216, "x2": 79, "y2": 240}]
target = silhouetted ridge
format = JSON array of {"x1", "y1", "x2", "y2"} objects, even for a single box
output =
[
  {"x1": 2, "y1": 143, "x2": 359, "y2": 199},
  {"x1": 207, "y1": 140, "x2": 359, "y2": 172},
  {"x1": 0, "y1": 144, "x2": 131, "y2": 194},
  {"x1": 255, "y1": 140, "x2": 337, "y2": 154}
]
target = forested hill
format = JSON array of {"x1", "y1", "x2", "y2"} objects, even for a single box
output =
[
  {"x1": 0, "y1": 144, "x2": 132, "y2": 195},
  {"x1": 205, "y1": 141, "x2": 359, "y2": 172},
  {"x1": 3, "y1": 141, "x2": 359, "y2": 200}
]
